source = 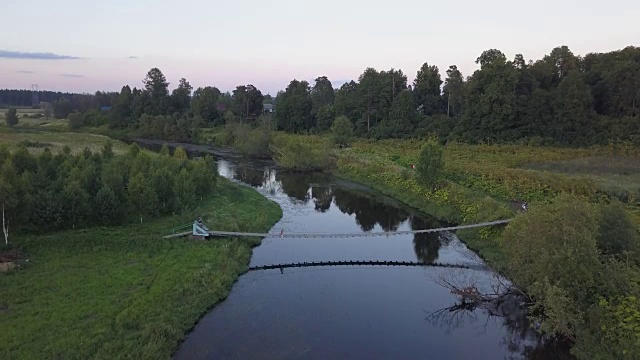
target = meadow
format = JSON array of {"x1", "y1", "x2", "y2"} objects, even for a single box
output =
[
  {"x1": 0, "y1": 179, "x2": 282, "y2": 359},
  {"x1": 0, "y1": 127, "x2": 128, "y2": 155}
]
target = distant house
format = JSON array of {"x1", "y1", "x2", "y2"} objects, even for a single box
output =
[
  {"x1": 100, "y1": 106, "x2": 112, "y2": 111},
  {"x1": 263, "y1": 103, "x2": 274, "y2": 113}
]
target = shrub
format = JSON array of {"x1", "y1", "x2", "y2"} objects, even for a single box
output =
[
  {"x1": 503, "y1": 196, "x2": 602, "y2": 339},
  {"x1": 5, "y1": 107, "x2": 18, "y2": 127},
  {"x1": 331, "y1": 115, "x2": 353, "y2": 148},
  {"x1": 597, "y1": 202, "x2": 640, "y2": 264},
  {"x1": 270, "y1": 134, "x2": 333, "y2": 171},
  {"x1": 416, "y1": 138, "x2": 444, "y2": 190},
  {"x1": 68, "y1": 112, "x2": 83, "y2": 129}
]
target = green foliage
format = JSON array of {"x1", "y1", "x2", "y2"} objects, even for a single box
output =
[
  {"x1": 270, "y1": 134, "x2": 333, "y2": 171},
  {"x1": 5, "y1": 107, "x2": 18, "y2": 127},
  {"x1": 143, "y1": 67, "x2": 170, "y2": 115},
  {"x1": 0, "y1": 142, "x2": 220, "y2": 233},
  {"x1": 503, "y1": 197, "x2": 602, "y2": 338},
  {"x1": 416, "y1": 139, "x2": 444, "y2": 190},
  {"x1": 52, "y1": 98, "x2": 73, "y2": 119},
  {"x1": 192, "y1": 86, "x2": 222, "y2": 125},
  {"x1": 94, "y1": 186, "x2": 122, "y2": 225},
  {"x1": 275, "y1": 80, "x2": 314, "y2": 133},
  {"x1": 413, "y1": 62, "x2": 443, "y2": 116},
  {"x1": 330, "y1": 115, "x2": 353, "y2": 148},
  {"x1": 171, "y1": 78, "x2": 193, "y2": 114},
  {"x1": 67, "y1": 112, "x2": 83, "y2": 129},
  {"x1": 597, "y1": 202, "x2": 640, "y2": 263},
  {"x1": 137, "y1": 113, "x2": 198, "y2": 142},
  {"x1": 232, "y1": 84, "x2": 263, "y2": 121}
]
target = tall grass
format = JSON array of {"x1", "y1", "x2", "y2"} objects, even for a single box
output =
[
  {"x1": 270, "y1": 133, "x2": 334, "y2": 171},
  {"x1": 0, "y1": 179, "x2": 282, "y2": 359}
]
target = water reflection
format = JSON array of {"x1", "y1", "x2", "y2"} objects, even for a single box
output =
[{"x1": 411, "y1": 216, "x2": 443, "y2": 264}]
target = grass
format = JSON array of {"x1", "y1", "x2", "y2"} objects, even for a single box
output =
[
  {"x1": 0, "y1": 179, "x2": 282, "y2": 360},
  {"x1": 0, "y1": 127, "x2": 129, "y2": 155}
]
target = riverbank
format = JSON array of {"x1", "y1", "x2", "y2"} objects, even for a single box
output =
[
  {"x1": 0, "y1": 179, "x2": 282, "y2": 359},
  {"x1": 333, "y1": 139, "x2": 640, "y2": 269}
]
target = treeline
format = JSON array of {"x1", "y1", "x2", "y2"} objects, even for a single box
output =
[
  {"x1": 273, "y1": 46, "x2": 640, "y2": 146},
  {"x1": 0, "y1": 143, "x2": 217, "y2": 237},
  {"x1": 13, "y1": 45, "x2": 639, "y2": 146}
]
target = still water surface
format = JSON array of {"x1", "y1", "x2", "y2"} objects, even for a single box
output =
[{"x1": 163, "y1": 149, "x2": 559, "y2": 360}]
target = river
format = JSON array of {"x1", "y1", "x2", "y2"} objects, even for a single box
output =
[{"x1": 135, "y1": 140, "x2": 566, "y2": 359}]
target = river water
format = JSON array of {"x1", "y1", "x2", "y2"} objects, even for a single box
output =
[{"x1": 138, "y1": 141, "x2": 563, "y2": 360}]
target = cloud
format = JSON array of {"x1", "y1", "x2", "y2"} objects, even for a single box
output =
[
  {"x1": 0, "y1": 50, "x2": 80, "y2": 60},
  {"x1": 60, "y1": 73, "x2": 85, "y2": 78},
  {"x1": 127, "y1": 56, "x2": 139, "y2": 59},
  {"x1": 16, "y1": 70, "x2": 35, "y2": 74}
]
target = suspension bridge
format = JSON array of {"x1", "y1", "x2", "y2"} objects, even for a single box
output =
[
  {"x1": 163, "y1": 218, "x2": 512, "y2": 239},
  {"x1": 247, "y1": 260, "x2": 486, "y2": 272}
]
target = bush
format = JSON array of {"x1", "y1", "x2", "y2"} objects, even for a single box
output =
[
  {"x1": 416, "y1": 138, "x2": 444, "y2": 190},
  {"x1": 503, "y1": 196, "x2": 602, "y2": 339},
  {"x1": 597, "y1": 202, "x2": 640, "y2": 263},
  {"x1": 270, "y1": 134, "x2": 333, "y2": 171},
  {"x1": 68, "y1": 112, "x2": 83, "y2": 129},
  {"x1": 331, "y1": 115, "x2": 353, "y2": 148},
  {"x1": 5, "y1": 107, "x2": 18, "y2": 127}
]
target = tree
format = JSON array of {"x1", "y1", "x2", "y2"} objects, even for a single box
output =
[
  {"x1": 110, "y1": 85, "x2": 133, "y2": 128},
  {"x1": 596, "y1": 203, "x2": 640, "y2": 263},
  {"x1": 373, "y1": 89, "x2": 415, "y2": 139},
  {"x1": 460, "y1": 49, "x2": 519, "y2": 142},
  {"x1": 311, "y1": 76, "x2": 335, "y2": 110},
  {"x1": 415, "y1": 139, "x2": 444, "y2": 190},
  {"x1": 60, "y1": 180, "x2": 89, "y2": 229},
  {"x1": 192, "y1": 86, "x2": 222, "y2": 125},
  {"x1": 52, "y1": 98, "x2": 73, "y2": 119},
  {"x1": 5, "y1": 107, "x2": 18, "y2": 127},
  {"x1": 553, "y1": 70, "x2": 594, "y2": 144},
  {"x1": 232, "y1": 85, "x2": 263, "y2": 122},
  {"x1": 331, "y1": 115, "x2": 353, "y2": 148},
  {"x1": 171, "y1": 78, "x2": 193, "y2": 114},
  {"x1": 0, "y1": 161, "x2": 19, "y2": 244},
  {"x1": 334, "y1": 81, "x2": 361, "y2": 129},
  {"x1": 503, "y1": 196, "x2": 602, "y2": 339},
  {"x1": 143, "y1": 68, "x2": 169, "y2": 115},
  {"x1": 413, "y1": 62, "x2": 443, "y2": 116},
  {"x1": 128, "y1": 172, "x2": 158, "y2": 223},
  {"x1": 443, "y1": 65, "x2": 465, "y2": 117},
  {"x1": 274, "y1": 80, "x2": 313, "y2": 132},
  {"x1": 94, "y1": 186, "x2": 121, "y2": 225},
  {"x1": 68, "y1": 112, "x2": 83, "y2": 129},
  {"x1": 315, "y1": 105, "x2": 335, "y2": 132},
  {"x1": 476, "y1": 49, "x2": 507, "y2": 68}
]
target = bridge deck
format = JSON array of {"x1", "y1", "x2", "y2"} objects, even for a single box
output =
[
  {"x1": 207, "y1": 219, "x2": 512, "y2": 239},
  {"x1": 163, "y1": 219, "x2": 512, "y2": 239}
]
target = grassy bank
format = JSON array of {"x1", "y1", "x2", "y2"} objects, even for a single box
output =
[
  {"x1": 334, "y1": 139, "x2": 640, "y2": 268},
  {"x1": 0, "y1": 126, "x2": 129, "y2": 155},
  {"x1": 0, "y1": 179, "x2": 282, "y2": 360}
]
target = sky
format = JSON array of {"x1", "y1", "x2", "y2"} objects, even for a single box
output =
[{"x1": 1, "y1": 0, "x2": 639, "y2": 95}]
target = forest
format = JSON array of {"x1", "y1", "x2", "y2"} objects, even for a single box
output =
[
  {"x1": 2, "y1": 45, "x2": 639, "y2": 146},
  {"x1": 0, "y1": 142, "x2": 217, "y2": 238}
]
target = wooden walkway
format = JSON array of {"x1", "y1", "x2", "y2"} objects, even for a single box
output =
[{"x1": 163, "y1": 219, "x2": 512, "y2": 239}]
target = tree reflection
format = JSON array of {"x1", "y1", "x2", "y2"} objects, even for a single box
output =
[
  {"x1": 310, "y1": 185, "x2": 333, "y2": 212},
  {"x1": 277, "y1": 172, "x2": 315, "y2": 202},
  {"x1": 411, "y1": 216, "x2": 443, "y2": 264},
  {"x1": 232, "y1": 165, "x2": 266, "y2": 187},
  {"x1": 333, "y1": 188, "x2": 409, "y2": 232}
]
